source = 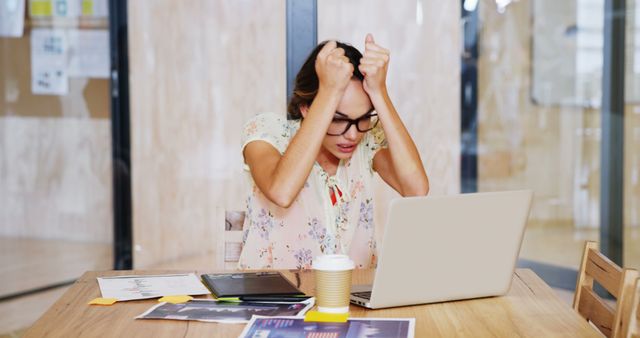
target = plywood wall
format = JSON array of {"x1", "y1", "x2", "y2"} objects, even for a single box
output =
[{"x1": 128, "y1": 1, "x2": 286, "y2": 268}]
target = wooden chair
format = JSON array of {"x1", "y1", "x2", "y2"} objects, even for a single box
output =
[
  {"x1": 573, "y1": 241, "x2": 639, "y2": 337},
  {"x1": 215, "y1": 208, "x2": 245, "y2": 270},
  {"x1": 626, "y1": 278, "x2": 640, "y2": 338}
]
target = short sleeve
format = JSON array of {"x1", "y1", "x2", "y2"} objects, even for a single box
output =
[
  {"x1": 240, "y1": 113, "x2": 291, "y2": 171},
  {"x1": 369, "y1": 121, "x2": 388, "y2": 154},
  {"x1": 241, "y1": 113, "x2": 290, "y2": 157},
  {"x1": 362, "y1": 121, "x2": 388, "y2": 172}
]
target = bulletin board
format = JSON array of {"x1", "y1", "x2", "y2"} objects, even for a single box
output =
[{"x1": 0, "y1": 0, "x2": 110, "y2": 118}]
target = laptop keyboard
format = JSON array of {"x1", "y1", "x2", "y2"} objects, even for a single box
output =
[{"x1": 352, "y1": 291, "x2": 372, "y2": 300}]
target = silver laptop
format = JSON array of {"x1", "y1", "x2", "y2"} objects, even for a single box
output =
[{"x1": 350, "y1": 190, "x2": 533, "y2": 309}]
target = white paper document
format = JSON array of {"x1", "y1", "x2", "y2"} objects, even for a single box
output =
[
  {"x1": 0, "y1": 0, "x2": 25, "y2": 37},
  {"x1": 67, "y1": 29, "x2": 110, "y2": 78},
  {"x1": 30, "y1": 28, "x2": 68, "y2": 95},
  {"x1": 97, "y1": 273, "x2": 211, "y2": 301}
]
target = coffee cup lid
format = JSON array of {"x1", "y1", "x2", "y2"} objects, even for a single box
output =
[{"x1": 312, "y1": 254, "x2": 355, "y2": 271}]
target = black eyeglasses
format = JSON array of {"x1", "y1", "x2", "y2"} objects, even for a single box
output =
[{"x1": 326, "y1": 112, "x2": 379, "y2": 136}]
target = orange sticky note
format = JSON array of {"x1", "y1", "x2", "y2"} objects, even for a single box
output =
[
  {"x1": 158, "y1": 295, "x2": 193, "y2": 304},
  {"x1": 88, "y1": 297, "x2": 118, "y2": 306},
  {"x1": 304, "y1": 310, "x2": 349, "y2": 323}
]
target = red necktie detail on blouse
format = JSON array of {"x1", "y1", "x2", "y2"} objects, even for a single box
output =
[{"x1": 330, "y1": 186, "x2": 343, "y2": 206}]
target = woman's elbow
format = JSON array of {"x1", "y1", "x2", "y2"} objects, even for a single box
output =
[
  {"x1": 406, "y1": 184, "x2": 429, "y2": 196},
  {"x1": 266, "y1": 189, "x2": 296, "y2": 208},
  {"x1": 421, "y1": 177, "x2": 430, "y2": 195},
  {"x1": 404, "y1": 176, "x2": 429, "y2": 196},
  {"x1": 273, "y1": 197, "x2": 294, "y2": 209},
  {"x1": 416, "y1": 183, "x2": 429, "y2": 196}
]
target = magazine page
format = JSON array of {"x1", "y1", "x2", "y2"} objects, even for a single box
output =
[
  {"x1": 238, "y1": 315, "x2": 415, "y2": 338},
  {"x1": 136, "y1": 299, "x2": 314, "y2": 324}
]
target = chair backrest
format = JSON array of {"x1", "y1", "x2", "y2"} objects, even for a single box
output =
[
  {"x1": 573, "y1": 241, "x2": 639, "y2": 337},
  {"x1": 627, "y1": 278, "x2": 640, "y2": 338},
  {"x1": 215, "y1": 208, "x2": 245, "y2": 270}
]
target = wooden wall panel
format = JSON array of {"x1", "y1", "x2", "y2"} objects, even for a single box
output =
[{"x1": 128, "y1": 1, "x2": 286, "y2": 268}]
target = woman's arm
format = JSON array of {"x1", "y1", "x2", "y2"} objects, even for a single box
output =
[
  {"x1": 244, "y1": 41, "x2": 353, "y2": 208},
  {"x1": 359, "y1": 34, "x2": 429, "y2": 196}
]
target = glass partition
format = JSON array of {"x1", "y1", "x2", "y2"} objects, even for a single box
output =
[
  {"x1": 475, "y1": 0, "x2": 639, "y2": 273},
  {"x1": 625, "y1": 0, "x2": 640, "y2": 271},
  {"x1": 0, "y1": 3, "x2": 113, "y2": 303}
]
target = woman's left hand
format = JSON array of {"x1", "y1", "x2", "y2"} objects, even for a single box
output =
[{"x1": 359, "y1": 34, "x2": 390, "y2": 96}]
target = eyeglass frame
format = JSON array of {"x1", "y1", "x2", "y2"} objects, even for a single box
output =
[{"x1": 325, "y1": 111, "x2": 379, "y2": 136}]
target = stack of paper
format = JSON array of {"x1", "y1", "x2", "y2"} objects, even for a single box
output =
[{"x1": 96, "y1": 273, "x2": 210, "y2": 301}]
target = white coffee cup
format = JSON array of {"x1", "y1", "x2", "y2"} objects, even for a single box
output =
[{"x1": 312, "y1": 254, "x2": 355, "y2": 313}]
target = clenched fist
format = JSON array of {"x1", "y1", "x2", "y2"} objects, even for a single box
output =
[
  {"x1": 315, "y1": 41, "x2": 354, "y2": 94},
  {"x1": 359, "y1": 34, "x2": 390, "y2": 95}
]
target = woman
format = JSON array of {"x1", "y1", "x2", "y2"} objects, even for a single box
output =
[{"x1": 238, "y1": 34, "x2": 428, "y2": 269}]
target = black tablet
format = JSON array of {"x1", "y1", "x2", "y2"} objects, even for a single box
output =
[{"x1": 201, "y1": 272, "x2": 305, "y2": 298}]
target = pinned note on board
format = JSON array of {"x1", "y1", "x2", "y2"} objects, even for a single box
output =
[
  {"x1": 304, "y1": 310, "x2": 349, "y2": 323},
  {"x1": 67, "y1": 29, "x2": 110, "y2": 78},
  {"x1": 88, "y1": 297, "x2": 118, "y2": 306},
  {"x1": 158, "y1": 295, "x2": 193, "y2": 304},
  {"x1": 0, "y1": 0, "x2": 26, "y2": 37},
  {"x1": 30, "y1": 28, "x2": 69, "y2": 95}
]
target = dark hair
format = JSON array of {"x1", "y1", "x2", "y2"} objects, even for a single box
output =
[{"x1": 287, "y1": 41, "x2": 364, "y2": 120}]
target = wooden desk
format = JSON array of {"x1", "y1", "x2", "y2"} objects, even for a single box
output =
[{"x1": 25, "y1": 268, "x2": 598, "y2": 337}]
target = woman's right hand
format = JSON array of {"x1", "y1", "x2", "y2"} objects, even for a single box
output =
[{"x1": 315, "y1": 41, "x2": 354, "y2": 95}]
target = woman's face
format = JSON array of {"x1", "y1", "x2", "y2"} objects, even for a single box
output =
[{"x1": 320, "y1": 79, "x2": 373, "y2": 161}]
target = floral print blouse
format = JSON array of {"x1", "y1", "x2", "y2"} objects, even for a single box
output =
[{"x1": 238, "y1": 112, "x2": 387, "y2": 270}]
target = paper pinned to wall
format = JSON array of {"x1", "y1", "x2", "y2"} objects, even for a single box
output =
[
  {"x1": 67, "y1": 29, "x2": 110, "y2": 78},
  {"x1": 31, "y1": 28, "x2": 69, "y2": 95},
  {"x1": 0, "y1": 0, "x2": 25, "y2": 37}
]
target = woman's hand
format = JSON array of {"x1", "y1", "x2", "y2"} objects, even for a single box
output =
[
  {"x1": 359, "y1": 34, "x2": 390, "y2": 96},
  {"x1": 315, "y1": 41, "x2": 354, "y2": 95}
]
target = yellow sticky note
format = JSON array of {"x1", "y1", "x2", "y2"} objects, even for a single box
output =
[
  {"x1": 81, "y1": 0, "x2": 90, "y2": 15},
  {"x1": 88, "y1": 297, "x2": 118, "y2": 306},
  {"x1": 30, "y1": 0, "x2": 53, "y2": 17},
  {"x1": 304, "y1": 310, "x2": 349, "y2": 323},
  {"x1": 158, "y1": 295, "x2": 193, "y2": 304}
]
